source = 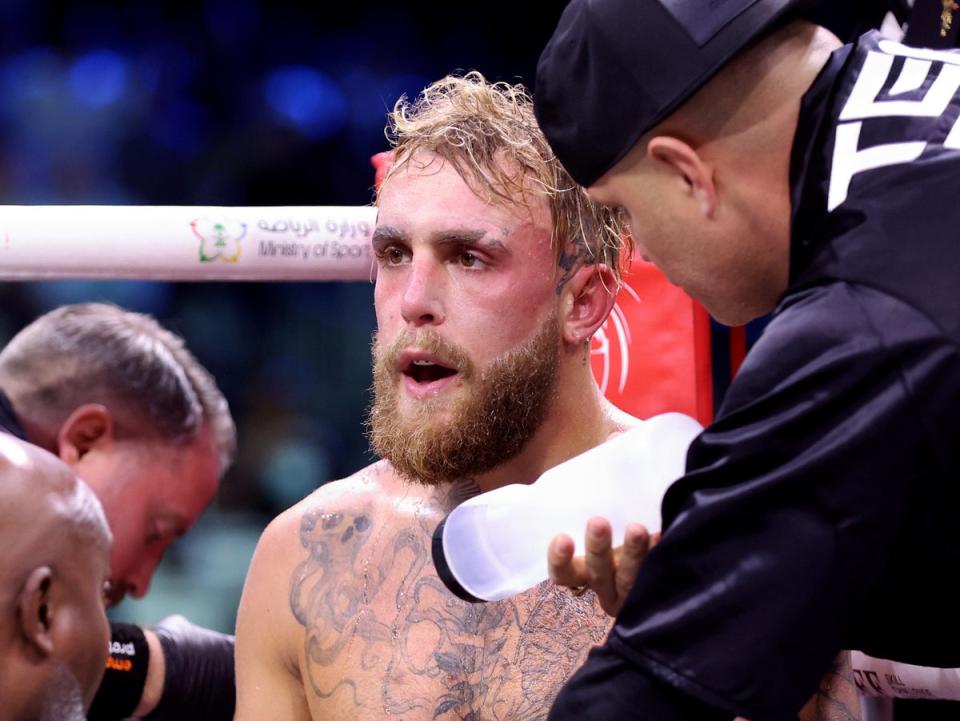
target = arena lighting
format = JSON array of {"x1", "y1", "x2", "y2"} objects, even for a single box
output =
[{"x1": 0, "y1": 205, "x2": 377, "y2": 280}]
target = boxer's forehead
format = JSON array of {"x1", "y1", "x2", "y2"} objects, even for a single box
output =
[{"x1": 374, "y1": 153, "x2": 552, "y2": 252}]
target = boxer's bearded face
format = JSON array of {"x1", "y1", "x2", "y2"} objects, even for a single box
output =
[{"x1": 369, "y1": 313, "x2": 560, "y2": 485}]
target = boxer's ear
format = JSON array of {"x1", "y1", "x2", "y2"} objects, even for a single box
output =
[
  {"x1": 560, "y1": 263, "x2": 617, "y2": 347},
  {"x1": 17, "y1": 566, "x2": 55, "y2": 657},
  {"x1": 647, "y1": 135, "x2": 717, "y2": 219},
  {"x1": 56, "y1": 404, "x2": 114, "y2": 464}
]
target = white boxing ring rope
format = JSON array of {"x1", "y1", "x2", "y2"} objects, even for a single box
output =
[
  {"x1": 0, "y1": 205, "x2": 957, "y2": 715},
  {"x1": 0, "y1": 206, "x2": 378, "y2": 280}
]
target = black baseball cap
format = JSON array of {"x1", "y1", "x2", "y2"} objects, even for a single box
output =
[{"x1": 534, "y1": 0, "x2": 814, "y2": 187}]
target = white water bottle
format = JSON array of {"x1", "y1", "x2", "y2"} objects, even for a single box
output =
[{"x1": 431, "y1": 412, "x2": 703, "y2": 602}]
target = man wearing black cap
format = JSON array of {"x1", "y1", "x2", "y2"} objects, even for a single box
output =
[{"x1": 536, "y1": 1, "x2": 960, "y2": 720}]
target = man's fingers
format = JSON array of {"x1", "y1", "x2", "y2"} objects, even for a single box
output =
[
  {"x1": 615, "y1": 523, "x2": 651, "y2": 605},
  {"x1": 548, "y1": 533, "x2": 585, "y2": 587},
  {"x1": 584, "y1": 517, "x2": 617, "y2": 609},
  {"x1": 547, "y1": 520, "x2": 656, "y2": 615}
]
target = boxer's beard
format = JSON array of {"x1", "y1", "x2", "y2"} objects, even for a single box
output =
[{"x1": 369, "y1": 315, "x2": 560, "y2": 485}]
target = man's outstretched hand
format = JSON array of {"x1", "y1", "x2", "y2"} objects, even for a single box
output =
[{"x1": 547, "y1": 516, "x2": 658, "y2": 616}]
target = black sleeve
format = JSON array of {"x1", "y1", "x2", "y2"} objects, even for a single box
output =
[
  {"x1": 552, "y1": 283, "x2": 960, "y2": 720},
  {"x1": 144, "y1": 615, "x2": 235, "y2": 721},
  {"x1": 548, "y1": 644, "x2": 732, "y2": 721}
]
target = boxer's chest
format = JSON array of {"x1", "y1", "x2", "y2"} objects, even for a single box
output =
[{"x1": 295, "y1": 522, "x2": 610, "y2": 721}]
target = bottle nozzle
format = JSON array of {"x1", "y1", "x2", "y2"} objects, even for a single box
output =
[{"x1": 431, "y1": 517, "x2": 484, "y2": 603}]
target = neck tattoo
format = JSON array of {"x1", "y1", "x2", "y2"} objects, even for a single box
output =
[{"x1": 450, "y1": 477, "x2": 482, "y2": 505}]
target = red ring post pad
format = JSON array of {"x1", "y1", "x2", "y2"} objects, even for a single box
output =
[{"x1": 593, "y1": 254, "x2": 716, "y2": 426}]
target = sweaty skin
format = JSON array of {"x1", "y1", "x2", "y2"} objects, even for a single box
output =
[{"x1": 235, "y1": 461, "x2": 612, "y2": 721}]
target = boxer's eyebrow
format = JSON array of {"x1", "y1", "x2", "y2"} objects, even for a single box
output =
[
  {"x1": 373, "y1": 226, "x2": 508, "y2": 255},
  {"x1": 371, "y1": 225, "x2": 405, "y2": 251},
  {"x1": 431, "y1": 230, "x2": 508, "y2": 255}
]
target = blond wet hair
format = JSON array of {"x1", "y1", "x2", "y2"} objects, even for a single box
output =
[{"x1": 380, "y1": 71, "x2": 629, "y2": 284}]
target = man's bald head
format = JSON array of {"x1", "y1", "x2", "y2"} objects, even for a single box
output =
[
  {"x1": 1, "y1": 433, "x2": 111, "y2": 564},
  {"x1": 0, "y1": 434, "x2": 112, "y2": 721}
]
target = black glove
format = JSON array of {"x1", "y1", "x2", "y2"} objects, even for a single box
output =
[{"x1": 143, "y1": 614, "x2": 236, "y2": 721}]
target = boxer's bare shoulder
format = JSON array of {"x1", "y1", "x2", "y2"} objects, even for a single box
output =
[
  {"x1": 237, "y1": 460, "x2": 613, "y2": 721},
  {"x1": 235, "y1": 461, "x2": 403, "y2": 721}
]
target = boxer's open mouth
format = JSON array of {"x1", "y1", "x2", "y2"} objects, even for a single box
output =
[{"x1": 404, "y1": 358, "x2": 457, "y2": 383}]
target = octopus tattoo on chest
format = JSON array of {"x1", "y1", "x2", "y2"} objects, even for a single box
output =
[{"x1": 288, "y1": 482, "x2": 610, "y2": 720}]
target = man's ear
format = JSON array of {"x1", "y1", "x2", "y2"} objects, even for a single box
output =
[
  {"x1": 56, "y1": 404, "x2": 114, "y2": 465},
  {"x1": 647, "y1": 136, "x2": 717, "y2": 218},
  {"x1": 17, "y1": 566, "x2": 56, "y2": 658},
  {"x1": 560, "y1": 263, "x2": 618, "y2": 347}
]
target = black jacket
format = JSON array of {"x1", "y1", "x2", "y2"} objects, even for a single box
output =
[{"x1": 551, "y1": 32, "x2": 960, "y2": 721}]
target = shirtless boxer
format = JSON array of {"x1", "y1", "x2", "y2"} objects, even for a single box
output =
[
  {"x1": 0, "y1": 433, "x2": 112, "y2": 721},
  {"x1": 234, "y1": 72, "x2": 635, "y2": 721}
]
